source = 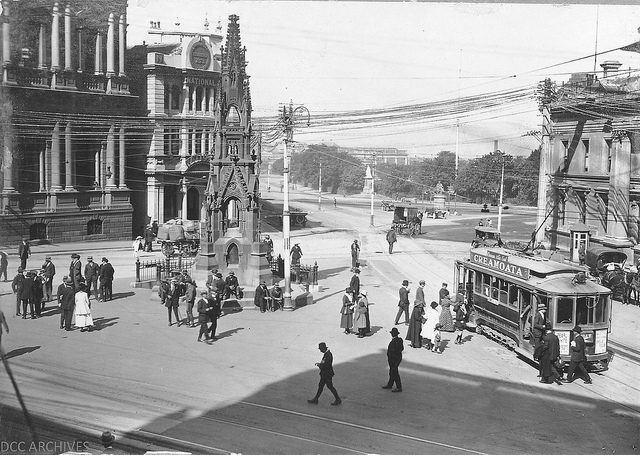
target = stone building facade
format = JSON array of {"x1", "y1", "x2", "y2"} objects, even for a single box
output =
[
  {"x1": 542, "y1": 61, "x2": 640, "y2": 261},
  {"x1": 0, "y1": 0, "x2": 140, "y2": 244}
]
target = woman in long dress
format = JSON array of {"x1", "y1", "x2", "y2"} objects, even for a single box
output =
[
  {"x1": 359, "y1": 290, "x2": 371, "y2": 333},
  {"x1": 340, "y1": 288, "x2": 354, "y2": 334},
  {"x1": 406, "y1": 302, "x2": 425, "y2": 348},
  {"x1": 74, "y1": 283, "x2": 94, "y2": 332},
  {"x1": 353, "y1": 300, "x2": 368, "y2": 338},
  {"x1": 439, "y1": 297, "x2": 455, "y2": 332}
]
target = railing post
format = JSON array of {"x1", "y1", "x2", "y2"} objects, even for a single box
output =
[
  {"x1": 156, "y1": 260, "x2": 162, "y2": 284},
  {"x1": 135, "y1": 258, "x2": 140, "y2": 282},
  {"x1": 313, "y1": 261, "x2": 318, "y2": 287}
]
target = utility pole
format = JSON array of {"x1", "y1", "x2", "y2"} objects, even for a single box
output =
[
  {"x1": 318, "y1": 160, "x2": 322, "y2": 211},
  {"x1": 497, "y1": 150, "x2": 505, "y2": 233},
  {"x1": 281, "y1": 101, "x2": 310, "y2": 311},
  {"x1": 370, "y1": 152, "x2": 375, "y2": 226},
  {"x1": 535, "y1": 79, "x2": 554, "y2": 247}
]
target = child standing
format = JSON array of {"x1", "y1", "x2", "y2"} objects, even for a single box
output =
[{"x1": 432, "y1": 323, "x2": 443, "y2": 353}]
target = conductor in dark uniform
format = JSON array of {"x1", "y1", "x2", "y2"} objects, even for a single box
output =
[
  {"x1": 382, "y1": 327, "x2": 404, "y2": 392},
  {"x1": 307, "y1": 342, "x2": 341, "y2": 405}
]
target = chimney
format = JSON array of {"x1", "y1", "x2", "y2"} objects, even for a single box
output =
[
  {"x1": 494, "y1": 140, "x2": 499, "y2": 152},
  {"x1": 600, "y1": 60, "x2": 622, "y2": 78}
]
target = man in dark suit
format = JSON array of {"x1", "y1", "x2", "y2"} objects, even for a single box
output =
[
  {"x1": 69, "y1": 253, "x2": 83, "y2": 290},
  {"x1": 11, "y1": 267, "x2": 25, "y2": 316},
  {"x1": 21, "y1": 271, "x2": 36, "y2": 319},
  {"x1": 308, "y1": 342, "x2": 341, "y2": 405},
  {"x1": 41, "y1": 256, "x2": 56, "y2": 302},
  {"x1": 540, "y1": 323, "x2": 563, "y2": 385},
  {"x1": 349, "y1": 269, "x2": 360, "y2": 299},
  {"x1": 58, "y1": 277, "x2": 76, "y2": 331},
  {"x1": 84, "y1": 256, "x2": 100, "y2": 299},
  {"x1": 382, "y1": 327, "x2": 404, "y2": 392},
  {"x1": 18, "y1": 238, "x2": 30, "y2": 270},
  {"x1": 99, "y1": 257, "x2": 115, "y2": 301},
  {"x1": 207, "y1": 292, "x2": 222, "y2": 340},
  {"x1": 394, "y1": 280, "x2": 410, "y2": 325},
  {"x1": 564, "y1": 326, "x2": 592, "y2": 384},
  {"x1": 224, "y1": 271, "x2": 239, "y2": 300},
  {"x1": 197, "y1": 291, "x2": 211, "y2": 343}
]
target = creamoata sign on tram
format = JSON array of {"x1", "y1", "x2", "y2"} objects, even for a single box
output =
[{"x1": 471, "y1": 251, "x2": 530, "y2": 280}]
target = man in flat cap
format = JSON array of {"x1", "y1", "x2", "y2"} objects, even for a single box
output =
[
  {"x1": 69, "y1": 253, "x2": 83, "y2": 291},
  {"x1": 11, "y1": 267, "x2": 25, "y2": 316},
  {"x1": 41, "y1": 256, "x2": 56, "y2": 303},
  {"x1": 308, "y1": 342, "x2": 341, "y2": 406}
]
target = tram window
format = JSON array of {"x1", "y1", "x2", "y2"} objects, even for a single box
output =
[
  {"x1": 474, "y1": 272, "x2": 482, "y2": 294},
  {"x1": 508, "y1": 285, "x2": 518, "y2": 307},
  {"x1": 557, "y1": 297, "x2": 574, "y2": 324},
  {"x1": 481, "y1": 273, "x2": 491, "y2": 297},
  {"x1": 595, "y1": 295, "x2": 608, "y2": 323},
  {"x1": 576, "y1": 297, "x2": 589, "y2": 325},
  {"x1": 491, "y1": 278, "x2": 499, "y2": 300}
]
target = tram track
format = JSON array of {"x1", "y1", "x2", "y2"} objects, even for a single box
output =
[{"x1": 609, "y1": 339, "x2": 640, "y2": 367}]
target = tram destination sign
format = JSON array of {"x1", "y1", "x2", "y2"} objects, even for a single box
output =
[{"x1": 470, "y1": 251, "x2": 530, "y2": 280}]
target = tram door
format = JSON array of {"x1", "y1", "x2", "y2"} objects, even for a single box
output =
[{"x1": 518, "y1": 288, "x2": 533, "y2": 347}]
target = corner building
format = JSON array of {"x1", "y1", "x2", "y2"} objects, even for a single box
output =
[{"x1": 0, "y1": 0, "x2": 141, "y2": 244}]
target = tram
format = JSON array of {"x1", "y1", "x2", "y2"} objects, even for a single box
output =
[{"x1": 453, "y1": 246, "x2": 613, "y2": 371}]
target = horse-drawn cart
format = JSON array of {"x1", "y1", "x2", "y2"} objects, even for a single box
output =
[{"x1": 392, "y1": 203, "x2": 423, "y2": 235}]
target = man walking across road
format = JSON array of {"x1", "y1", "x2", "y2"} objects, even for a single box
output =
[
  {"x1": 394, "y1": 280, "x2": 410, "y2": 326},
  {"x1": 0, "y1": 308, "x2": 9, "y2": 347},
  {"x1": 350, "y1": 239, "x2": 360, "y2": 271},
  {"x1": 41, "y1": 256, "x2": 56, "y2": 302},
  {"x1": 197, "y1": 291, "x2": 211, "y2": 343},
  {"x1": 18, "y1": 238, "x2": 30, "y2": 270},
  {"x1": 308, "y1": 342, "x2": 341, "y2": 406},
  {"x1": 0, "y1": 250, "x2": 8, "y2": 281},
  {"x1": 415, "y1": 280, "x2": 426, "y2": 307},
  {"x1": 84, "y1": 256, "x2": 100, "y2": 300},
  {"x1": 564, "y1": 326, "x2": 592, "y2": 384},
  {"x1": 386, "y1": 228, "x2": 397, "y2": 254},
  {"x1": 382, "y1": 327, "x2": 404, "y2": 392}
]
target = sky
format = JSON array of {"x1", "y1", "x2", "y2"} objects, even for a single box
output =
[{"x1": 127, "y1": 1, "x2": 640, "y2": 159}]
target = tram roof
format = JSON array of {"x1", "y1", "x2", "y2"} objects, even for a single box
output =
[{"x1": 465, "y1": 247, "x2": 611, "y2": 294}]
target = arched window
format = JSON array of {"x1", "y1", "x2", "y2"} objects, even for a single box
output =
[
  {"x1": 226, "y1": 106, "x2": 240, "y2": 124},
  {"x1": 226, "y1": 243, "x2": 239, "y2": 265},
  {"x1": 224, "y1": 197, "x2": 241, "y2": 229},
  {"x1": 187, "y1": 187, "x2": 199, "y2": 220},
  {"x1": 30, "y1": 223, "x2": 47, "y2": 240},
  {"x1": 87, "y1": 219, "x2": 103, "y2": 235}
]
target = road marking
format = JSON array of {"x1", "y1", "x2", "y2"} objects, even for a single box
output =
[{"x1": 241, "y1": 401, "x2": 492, "y2": 455}]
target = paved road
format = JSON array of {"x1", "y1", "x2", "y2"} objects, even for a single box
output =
[{"x1": 1, "y1": 182, "x2": 639, "y2": 454}]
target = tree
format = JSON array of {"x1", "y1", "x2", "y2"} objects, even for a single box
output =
[{"x1": 289, "y1": 144, "x2": 364, "y2": 194}]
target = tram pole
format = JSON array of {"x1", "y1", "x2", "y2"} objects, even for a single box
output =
[
  {"x1": 497, "y1": 152, "x2": 505, "y2": 233},
  {"x1": 281, "y1": 102, "x2": 310, "y2": 311}
]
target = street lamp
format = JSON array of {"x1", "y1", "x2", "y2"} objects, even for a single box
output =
[
  {"x1": 318, "y1": 160, "x2": 322, "y2": 211},
  {"x1": 281, "y1": 102, "x2": 310, "y2": 311}
]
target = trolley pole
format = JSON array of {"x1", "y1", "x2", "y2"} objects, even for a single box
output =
[
  {"x1": 281, "y1": 102, "x2": 310, "y2": 311},
  {"x1": 497, "y1": 151, "x2": 505, "y2": 233}
]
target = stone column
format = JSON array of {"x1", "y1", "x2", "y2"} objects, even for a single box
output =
[
  {"x1": 2, "y1": 128, "x2": 14, "y2": 192},
  {"x1": 200, "y1": 130, "x2": 206, "y2": 155},
  {"x1": 106, "y1": 13, "x2": 115, "y2": 76},
  {"x1": 181, "y1": 178, "x2": 188, "y2": 219},
  {"x1": 607, "y1": 135, "x2": 631, "y2": 239},
  {"x1": 44, "y1": 141, "x2": 51, "y2": 191},
  {"x1": 94, "y1": 146, "x2": 101, "y2": 188},
  {"x1": 51, "y1": 3, "x2": 60, "y2": 70},
  {"x1": 94, "y1": 30, "x2": 103, "y2": 75},
  {"x1": 64, "y1": 122, "x2": 74, "y2": 190},
  {"x1": 191, "y1": 87, "x2": 196, "y2": 112},
  {"x1": 39, "y1": 148, "x2": 45, "y2": 192},
  {"x1": 119, "y1": 126, "x2": 126, "y2": 188},
  {"x1": 64, "y1": 4, "x2": 72, "y2": 70},
  {"x1": 77, "y1": 28, "x2": 84, "y2": 73},
  {"x1": 147, "y1": 176, "x2": 158, "y2": 222},
  {"x1": 39, "y1": 24, "x2": 46, "y2": 69},
  {"x1": 182, "y1": 81, "x2": 189, "y2": 113},
  {"x1": 158, "y1": 185, "x2": 165, "y2": 223},
  {"x1": 179, "y1": 125, "x2": 188, "y2": 170},
  {"x1": 51, "y1": 123, "x2": 62, "y2": 190},
  {"x1": 2, "y1": 0, "x2": 11, "y2": 67},
  {"x1": 106, "y1": 125, "x2": 116, "y2": 188},
  {"x1": 118, "y1": 14, "x2": 126, "y2": 76}
]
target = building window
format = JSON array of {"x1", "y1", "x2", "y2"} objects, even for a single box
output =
[
  {"x1": 171, "y1": 85, "x2": 180, "y2": 110},
  {"x1": 196, "y1": 87, "x2": 204, "y2": 112},
  {"x1": 164, "y1": 84, "x2": 170, "y2": 110},
  {"x1": 164, "y1": 127, "x2": 180, "y2": 156},
  {"x1": 582, "y1": 139, "x2": 589, "y2": 172},
  {"x1": 188, "y1": 87, "x2": 194, "y2": 111},
  {"x1": 87, "y1": 219, "x2": 103, "y2": 235},
  {"x1": 195, "y1": 131, "x2": 202, "y2": 155},
  {"x1": 188, "y1": 129, "x2": 193, "y2": 155},
  {"x1": 605, "y1": 139, "x2": 612, "y2": 174},
  {"x1": 562, "y1": 140, "x2": 569, "y2": 173},
  {"x1": 205, "y1": 88, "x2": 211, "y2": 112},
  {"x1": 30, "y1": 223, "x2": 47, "y2": 240}
]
